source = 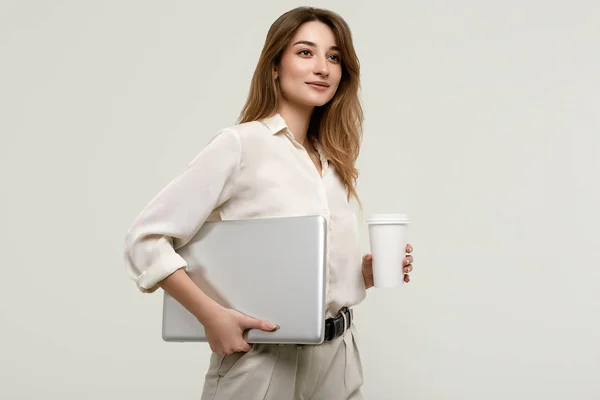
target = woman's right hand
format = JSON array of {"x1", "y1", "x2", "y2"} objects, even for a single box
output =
[{"x1": 202, "y1": 306, "x2": 279, "y2": 354}]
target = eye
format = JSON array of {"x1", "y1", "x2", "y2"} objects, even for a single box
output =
[
  {"x1": 298, "y1": 49, "x2": 312, "y2": 56},
  {"x1": 328, "y1": 54, "x2": 341, "y2": 62}
]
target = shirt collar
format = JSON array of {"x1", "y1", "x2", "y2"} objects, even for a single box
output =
[
  {"x1": 260, "y1": 112, "x2": 329, "y2": 169},
  {"x1": 261, "y1": 113, "x2": 288, "y2": 135}
]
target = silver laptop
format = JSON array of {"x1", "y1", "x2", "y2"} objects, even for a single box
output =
[{"x1": 161, "y1": 215, "x2": 327, "y2": 344}]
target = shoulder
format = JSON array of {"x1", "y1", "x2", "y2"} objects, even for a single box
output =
[
  {"x1": 219, "y1": 119, "x2": 270, "y2": 138},
  {"x1": 212, "y1": 119, "x2": 276, "y2": 152}
]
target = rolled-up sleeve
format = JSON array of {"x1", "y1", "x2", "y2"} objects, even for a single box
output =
[{"x1": 124, "y1": 128, "x2": 242, "y2": 293}]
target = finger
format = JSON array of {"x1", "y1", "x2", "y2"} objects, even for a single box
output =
[
  {"x1": 238, "y1": 341, "x2": 251, "y2": 353},
  {"x1": 362, "y1": 253, "x2": 372, "y2": 263},
  {"x1": 242, "y1": 316, "x2": 279, "y2": 332},
  {"x1": 406, "y1": 243, "x2": 413, "y2": 253},
  {"x1": 404, "y1": 274, "x2": 410, "y2": 283},
  {"x1": 403, "y1": 264, "x2": 413, "y2": 273},
  {"x1": 403, "y1": 255, "x2": 414, "y2": 266}
]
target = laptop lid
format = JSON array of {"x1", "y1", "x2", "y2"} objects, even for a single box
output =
[{"x1": 161, "y1": 215, "x2": 327, "y2": 344}]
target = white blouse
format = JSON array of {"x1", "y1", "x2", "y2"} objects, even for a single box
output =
[{"x1": 124, "y1": 113, "x2": 367, "y2": 317}]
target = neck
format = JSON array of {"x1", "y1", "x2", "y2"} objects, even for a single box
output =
[{"x1": 276, "y1": 103, "x2": 314, "y2": 146}]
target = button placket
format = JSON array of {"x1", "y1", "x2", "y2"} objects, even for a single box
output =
[
  {"x1": 311, "y1": 145, "x2": 332, "y2": 312},
  {"x1": 283, "y1": 129, "x2": 333, "y2": 307}
]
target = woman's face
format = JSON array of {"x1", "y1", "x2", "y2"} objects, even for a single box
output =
[{"x1": 276, "y1": 21, "x2": 343, "y2": 110}]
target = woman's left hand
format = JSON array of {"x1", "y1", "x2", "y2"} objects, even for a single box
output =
[{"x1": 362, "y1": 244, "x2": 414, "y2": 289}]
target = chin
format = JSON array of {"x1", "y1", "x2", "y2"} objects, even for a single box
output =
[
  {"x1": 301, "y1": 100, "x2": 327, "y2": 108},
  {"x1": 302, "y1": 94, "x2": 335, "y2": 108},
  {"x1": 283, "y1": 89, "x2": 335, "y2": 109}
]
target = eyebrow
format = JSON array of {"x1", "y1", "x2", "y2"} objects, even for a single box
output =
[{"x1": 292, "y1": 40, "x2": 339, "y2": 51}]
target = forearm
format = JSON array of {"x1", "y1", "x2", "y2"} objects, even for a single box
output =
[
  {"x1": 124, "y1": 128, "x2": 243, "y2": 292},
  {"x1": 158, "y1": 268, "x2": 222, "y2": 324}
]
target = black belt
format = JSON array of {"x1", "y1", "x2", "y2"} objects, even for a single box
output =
[{"x1": 324, "y1": 307, "x2": 353, "y2": 341}]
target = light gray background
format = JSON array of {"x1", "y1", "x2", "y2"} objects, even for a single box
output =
[{"x1": 1, "y1": 1, "x2": 599, "y2": 399}]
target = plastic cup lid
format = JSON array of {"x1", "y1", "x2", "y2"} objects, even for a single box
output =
[{"x1": 367, "y1": 213, "x2": 410, "y2": 224}]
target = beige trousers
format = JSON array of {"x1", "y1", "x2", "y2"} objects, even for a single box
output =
[{"x1": 200, "y1": 324, "x2": 364, "y2": 400}]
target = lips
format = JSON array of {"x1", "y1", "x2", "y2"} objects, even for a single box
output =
[
  {"x1": 306, "y1": 81, "x2": 329, "y2": 87},
  {"x1": 306, "y1": 82, "x2": 330, "y2": 92}
]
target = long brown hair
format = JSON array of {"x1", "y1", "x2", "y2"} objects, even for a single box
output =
[{"x1": 238, "y1": 6, "x2": 363, "y2": 207}]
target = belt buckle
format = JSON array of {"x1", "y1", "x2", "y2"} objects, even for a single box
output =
[{"x1": 339, "y1": 307, "x2": 350, "y2": 335}]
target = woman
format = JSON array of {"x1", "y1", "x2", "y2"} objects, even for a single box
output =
[{"x1": 124, "y1": 6, "x2": 414, "y2": 400}]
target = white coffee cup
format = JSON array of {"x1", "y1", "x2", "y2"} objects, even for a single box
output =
[{"x1": 367, "y1": 213, "x2": 410, "y2": 288}]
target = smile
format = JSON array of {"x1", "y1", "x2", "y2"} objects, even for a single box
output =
[{"x1": 306, "y1": 82, "x2": 329, "y2": 91}]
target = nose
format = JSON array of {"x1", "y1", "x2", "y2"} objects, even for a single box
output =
[{"x1": 314, "y1": 55, "x2": 330, "y2": 77}]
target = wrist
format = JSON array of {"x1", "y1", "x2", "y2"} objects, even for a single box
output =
[{"x1": 195, "y1": 298, "x2": 225, "y2": 325}]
